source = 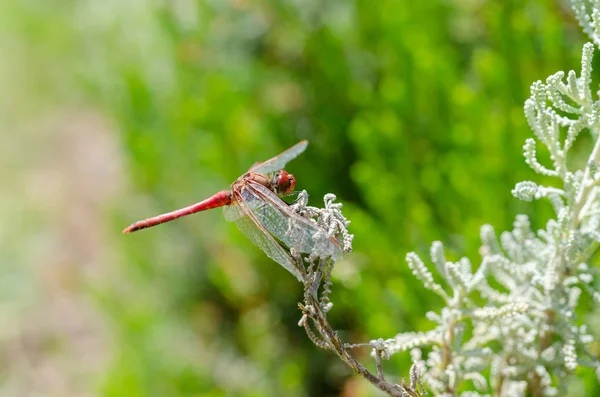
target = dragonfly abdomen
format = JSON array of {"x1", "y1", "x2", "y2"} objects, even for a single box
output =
[{"x1": 122, "y1": 190, "x2": 231, "y2": 233}]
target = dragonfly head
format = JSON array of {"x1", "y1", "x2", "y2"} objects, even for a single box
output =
[{"x1": 273, "y1": 170, "x2": 296, "y2": 196}]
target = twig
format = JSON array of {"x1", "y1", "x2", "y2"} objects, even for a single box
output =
[
  {"x1": 299, "y1": 258, "x2": 420, "y2": 397},
  {"x1": 302, "y1": 292, "x2": 408, "y2": 396},
  {"x1": 375, "y1": 349, "x2": 385, "y2": 381}
]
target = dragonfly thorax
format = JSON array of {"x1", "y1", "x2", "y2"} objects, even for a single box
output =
[{"x1": 237, "y1": 171, "x2": 296, "y2": 197}]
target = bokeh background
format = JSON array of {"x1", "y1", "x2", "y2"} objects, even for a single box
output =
[{"x1": 2, "y1": 0, "x2": 598, "y2": 396}]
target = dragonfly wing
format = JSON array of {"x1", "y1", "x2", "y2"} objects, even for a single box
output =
[
  {"x1": 223, "y1": 201, "x2": 244, "y2": 222},
  {"x1": 239, "y1": 182, "x2": 343, "y2": 260},
  {"x1": 250, "y1": 140, "x2": 308, "y2": 174},
  {"x1": 223, "y1": 197, "x2": 304, "y2": 281}
]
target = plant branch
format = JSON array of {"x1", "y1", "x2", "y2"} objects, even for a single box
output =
[
  {"x1": 300, "y1": 293, "x2": 412, "y2": 397},
  {"x1": 571, "y1": 134, "x2": 600, "y2": 229}
]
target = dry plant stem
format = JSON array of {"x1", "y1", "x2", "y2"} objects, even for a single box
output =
[
  {"x1": 442, "y1": 320, "x2": 456, "y2": 396},
  {"x1": 319, "y1": 262, "x2": 334, "y2": 306},
  {"x1": 571, "y1": 133, "x2": 600, "y2": 229},
  {"x1": 299, "y1": 257, "x2": 412, "y2": 397},
  {"x1": 302, "y1": 292, "x2": 408, "y2": 397},
  {"x1": 528, "y1": 138, "x2": 600, "y2": 396},
  {"x1": 494, "y1": 372, "x2": 505, "y2": 397},
  {"x1": 530, "y1": 308, "x2": 557, "y2": 397},
  {"x1": 302, "y1": 315, "x2": 330, "y2": 349},
  {"x1": 527, "y1": 135, "x2": 600, "y2": 396},
  {"x1": 310, "y1": 266, "x2": 323, "y2": 298},
  {"x1": 295, "y1": 198, "x2": 423, "y2": 395},
  {"x1": 375, "y1": 349, "x2": 385, "y2": 381}
]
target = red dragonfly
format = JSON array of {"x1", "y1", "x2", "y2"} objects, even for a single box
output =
[{"x1": 123, "y1": 141, "x2": 341, "y2": 280}]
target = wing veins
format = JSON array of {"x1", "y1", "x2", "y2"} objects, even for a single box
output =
[
  {"x1": 249, "y1": 140, "x2": 308, "y2": 174},
  {"x1": 244, "y1": 181, "x2": 342, "y2": 257},
  {"x1": 229, "y1": 191, "x2": 304, "y2": 281}
]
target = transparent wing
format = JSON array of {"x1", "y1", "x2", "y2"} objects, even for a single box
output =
[
  {"x1": 250, "y1": 140, "x2": 308, "y2": 174},
  {"x1": 223, "y1": 196, "x2": 303, "y2": 281},
  {"x1": 234, "y1": 182, "x2": 343, "y2": 260}
]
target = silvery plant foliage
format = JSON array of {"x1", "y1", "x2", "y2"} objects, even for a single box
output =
[
  {"x1": 379, "y1": 4, "x2": 600, "y2": 396},
  {"x1": 296, "y1": 3, "x2": 600, "y2": 396}
]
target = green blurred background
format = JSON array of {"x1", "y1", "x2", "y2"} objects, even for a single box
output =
[{"x1": 1, "y1": 0, "x2": 598, "y2": 396}]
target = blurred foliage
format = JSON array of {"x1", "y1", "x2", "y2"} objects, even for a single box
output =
[{"x1": 1, "y1": 0, "x2": 598, "y2": 396}]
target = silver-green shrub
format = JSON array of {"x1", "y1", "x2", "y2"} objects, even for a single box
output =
[{"x1": 297, "y1": 2, "x2": 600, "y2": 396}]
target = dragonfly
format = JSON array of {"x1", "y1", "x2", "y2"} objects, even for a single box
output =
[{"x1": 123, "y1": 140, "x2": 341, "y2": 281}]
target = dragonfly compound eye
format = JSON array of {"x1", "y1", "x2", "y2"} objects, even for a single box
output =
[{"x1": 275, "y1": 170, "x2": 296, "y2": 196}]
